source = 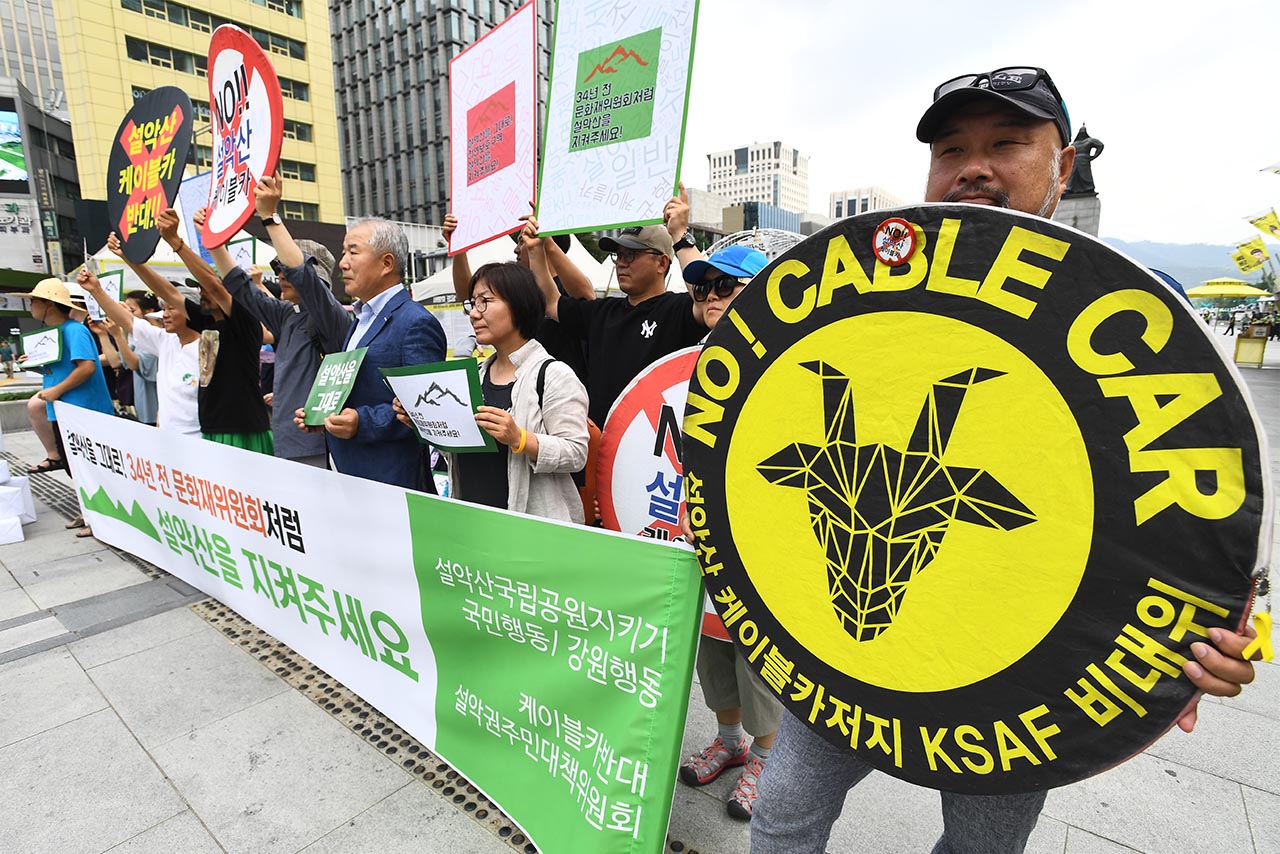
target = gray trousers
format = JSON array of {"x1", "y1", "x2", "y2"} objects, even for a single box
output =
[{"x1": 751, "y1": 713, "x2": 1047, "y2": 854}]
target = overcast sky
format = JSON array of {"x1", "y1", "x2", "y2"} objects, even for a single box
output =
[{"x1": 675, "y1": 0, "x2": 1280, "y2": 247}]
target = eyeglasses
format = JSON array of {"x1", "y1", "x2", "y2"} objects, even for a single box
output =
[
  {"x1": 933, "y1": 66, "x2": 1070, "y2": 133},
  {"x1": 692, "y1": 275, "x2": 745, "y2": 302},
  {"x1": 609, "y1": 248, "x2": 663, "y2": 264},
  {"x1": 463, "y1": 295, "x2": 499, "y2": 314}
]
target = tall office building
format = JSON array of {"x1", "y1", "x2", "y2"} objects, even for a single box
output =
[
  {"x1": 829, "y1": 186, "x2": 906, "y2": 219},
  {"x1": 51, "y1": 0, "x2": 344, "y2": 222},
  {"x1": 0, "y1": 76, "x2": 82, "y2": 276},
  {"x1": 329, "y1": 0, "x2": 553, "y2": 225},
  {"x1": 706, "y1": 141, "x2": 809, "y2": 214},
  {"x1": 0, "y1": 0, "x2": 68, "y2": 119}
]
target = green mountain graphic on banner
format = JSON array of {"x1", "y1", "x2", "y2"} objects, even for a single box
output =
[
  {"x1": 570, "y1": 27, "x2": 662, "y2": 153},
  {"x1": 80, "y1": 486, "x2": 161, "y2": 542}
]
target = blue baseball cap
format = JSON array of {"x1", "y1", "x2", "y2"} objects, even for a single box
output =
[{"x1": 682, "y1": 244, "x2": 768, "y2": 284}]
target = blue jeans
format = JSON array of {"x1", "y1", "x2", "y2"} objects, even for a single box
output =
[{"x1": 752, "y1": 713, "x2": 1048, "y2": 854}]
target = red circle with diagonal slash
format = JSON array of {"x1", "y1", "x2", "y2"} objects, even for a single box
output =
[{"x1": 202, "y1": 25, "x2": 284, "y2": 247}]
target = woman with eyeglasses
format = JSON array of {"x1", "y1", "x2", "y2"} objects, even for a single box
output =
[
  {"x1": 675, "y1": 244, "x2": 784, "y2": 821},
  {"x1": 397, "y1": 262, "x2": 589, "y2": 522}
]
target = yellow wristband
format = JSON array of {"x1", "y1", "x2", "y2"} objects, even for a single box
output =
[{"x1": 513, "y1": 428, "x2": 527, "y2": 455}]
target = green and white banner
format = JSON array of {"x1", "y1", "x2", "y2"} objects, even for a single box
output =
[
  {"x1": 303, "y1": 347, "x2": 367, "y2": 426},
  {"x1": 56, "y1": 403, "x2": 702, "y2": 853}
]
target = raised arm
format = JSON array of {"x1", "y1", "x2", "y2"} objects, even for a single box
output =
[
  {"x1": 90, "y1": 320, "x2": 121, "y2": 369},
  {"x1": 545, "y1": 238, "x2": 595, "y2": 300},
  {"x1": 106, "y1": 231, "x2": 180, "y2": 313},
  {"x1": 160, "y1": 208, "x2": 232, "y2": 315},
  {"x1": 107, "y1": 319, "x2": 141, "y2": 372},
  {"x1": 190, "y1": 206, "x2": 236, "y2": 277},
  {"x1": 664, "y1": 182, "x2": 707, "y2": 327},
  {"x1": 255, "y1": 172, "x2": 305, "y2": 269},
  {"x1": 444, "y1": 214, "x2": 473, "y2": 303},
  {"x1": 521, "y1": 215, "x2": 560, "y2": 322},
  {"x1": 78, "y1": 268, "x2": 136, "y2": 334}
]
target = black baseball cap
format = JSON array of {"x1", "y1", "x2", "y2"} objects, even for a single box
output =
[{"x1": 917, "y1": 66, "x2": 1071, "y2": 147}]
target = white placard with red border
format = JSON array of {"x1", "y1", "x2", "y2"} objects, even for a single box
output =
[
  {"x1": 203, "y1": 25, "x2": 284, "y2": 248},
  {"x1": 448, "y1": 2, "x2": 538, "y2": 256}
]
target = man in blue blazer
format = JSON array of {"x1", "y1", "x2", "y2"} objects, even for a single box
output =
[{"x1": 294, "y1": 218, "x2": 445, "y2": 490}]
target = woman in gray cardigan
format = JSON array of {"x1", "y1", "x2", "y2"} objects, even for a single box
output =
[{"x1": 398, "y1": 262, "x2": 589, "y2": 523}]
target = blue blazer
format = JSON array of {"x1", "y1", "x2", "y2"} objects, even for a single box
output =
[{"x1": 329, "y1": 287, "x2": 446, "y2": 490}]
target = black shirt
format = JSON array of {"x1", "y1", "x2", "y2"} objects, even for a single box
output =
[
  {"x1": 557, "y1": 291, "x2": 703, "y2": 427},
  {"x1": 534, "y1": 278, "x2": 589, "y2": 386},
  {"x1": 185, "y1": 297, "x2": 271, "y2": 434},
  {"x1": 454, "y1": 373, "x2": 512, "y2": 509}
]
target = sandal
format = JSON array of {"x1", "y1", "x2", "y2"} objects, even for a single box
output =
[
  {"x1": 75, "y1": 527, "x2": 95, "y2": 539},
  {"x1": 28, "y1": 457, "x2": 65, "y2": 474},
  {"x1": 65, "y1": 515, "x2": 85, "y2": 529}
]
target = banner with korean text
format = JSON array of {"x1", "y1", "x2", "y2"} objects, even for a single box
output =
[
  {"x1": 448, "y1": 1, "x2": 538, "y2": 255},
  {"x1": 56, "y1": 403, "x2": 701, "y2": 854},
  {"x1": 537, "y1": 0, "x2": 699, "y2": 235}
]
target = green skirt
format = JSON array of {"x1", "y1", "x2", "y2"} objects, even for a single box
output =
[{"x1": 202, "y1": 430, "x2": 275, "y2": 456}]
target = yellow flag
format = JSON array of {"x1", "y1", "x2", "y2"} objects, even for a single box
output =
[
  {"x1": 1248, "y1": 210, "x2": 1280, "y2": 240},
  {"x1": 1233, "y1": 251, "x2": 1262, "y2": 273},
  {"x1": 1237, "y1": 237, "x2": 1270, "y2": 270}
]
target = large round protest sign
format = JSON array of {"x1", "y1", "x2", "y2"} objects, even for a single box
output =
[
  {"x1": 598, "y1": 346, "x2": 700, "y2": 542},
  {"x1": 105, "y1": 87, "x2": 194, "y2": 264},
  {"x1": 202, "y1": 25, "x2": 284, "y2": 247},
  {"x1": 681, "y1": 205, "x2": 1270, "y2": 794}
]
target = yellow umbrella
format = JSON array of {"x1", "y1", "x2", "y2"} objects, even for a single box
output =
[{"x1": 1185, "y1": 279, "x2": 1271, "y2": 298}]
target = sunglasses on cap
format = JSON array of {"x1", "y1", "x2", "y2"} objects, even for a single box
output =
[
  {"x1": 933, "y1": 66, "x2": 1070, "y2": 125},
  {"x1": 691, "y1": 275, "x2": 745, "y2": 302}
]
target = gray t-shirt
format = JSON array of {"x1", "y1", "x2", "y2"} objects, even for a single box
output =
[{"x1": 224, "y1": 261, "x2": 353, "y2": 460}]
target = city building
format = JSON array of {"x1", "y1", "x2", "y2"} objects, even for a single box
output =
[
  {"x1": 706, "y1": 141, "x2": 808, "y2": 214},
  {"x1": 0, "y1": 76, "x2": 83, "y2": 278},
  {"x1": 330, "y1": 0, "x2": 553, "y2": 225},
  {"x1": 722, "y1": 201, "x2": 801, "y2": 235},
  {"x1": 0, "y1": 0, "x2": 69, "y2": 119},
  {"x1": 800, "y1": 212, "x2": 833, "y2": 236},
  {"x1": 829, "y1": 185, "x2": 906, "y2": 219},
  {"x1": 51, "y1": 0, "x2": 343, "y2": 223}
]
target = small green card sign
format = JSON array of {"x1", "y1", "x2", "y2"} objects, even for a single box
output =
[
  {"x1": 21, "y1": 325, "x2": 63, "y2": 369},
  {"x1": 382, "y1": 358, "x2": 496, "y2": 453},
  {"x1": 303, "y1": 347, "x2": 367, "y2": 426}
]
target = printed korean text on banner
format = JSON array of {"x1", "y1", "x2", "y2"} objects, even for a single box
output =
[
  {"x1": 203, "y1": 25, "x2": 284, "y2": 248},
  {"x1": 1248, "y1": 209, "x2": 1280, "y2": 241},
  {"x1": 682, "y1": 205, "x2": 1271, "y2": 794},
  {"x1": 537, "y1": 0, "x2": 700, "y2": 235},
  {"x1": 84, "y1": 269, "x2": 125, "y2": 322},
  {"x1": 105, "y1": 87, "x2": 195, "y2": 264},
  {"x1": 303, "y1": 348, "x2": 368, "y2": 426},
  {"x1": 448, "y1": 1, "x2": 538, "y2": 255},
  {"x1": 57, "y1": 402, "x2": 701, "y2": 854},
  {"x1": 20, "y1": 325, "x2": 61, "y2": 368},
  {"x1": 382, "y1": 359, "x2": 497, "y2": 452}
]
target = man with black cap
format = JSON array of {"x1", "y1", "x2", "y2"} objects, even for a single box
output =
[
  {"x1": 750, "y1": 66, "x2": 1259, "y2": 854},
  {"x1": 205, "y1": 174, "x2": 353, "y2": 468},
  {"x1": 534, "y1": 190, "x2": 707, "y2": 429}
]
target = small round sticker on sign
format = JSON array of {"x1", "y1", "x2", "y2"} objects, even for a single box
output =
[{"x1": 873, "y1": 217, "x2": 917, "y2": 267}]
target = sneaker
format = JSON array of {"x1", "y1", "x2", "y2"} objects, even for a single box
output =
[
  {"x1": 726, "y1": 754, "x2": 765, "y2": 820},
  {"x1": 679, "y1": 736, "x2": 748, "y2": 786}
]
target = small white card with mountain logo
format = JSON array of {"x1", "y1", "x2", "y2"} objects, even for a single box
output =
[{"x1": 382, "y1": 358, "x2": 496, "y2": 453}]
